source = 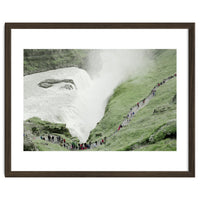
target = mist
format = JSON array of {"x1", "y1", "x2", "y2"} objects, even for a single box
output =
[
  {"x1": 88, "y1": 49, "x2": 151, "y2": 83},
  {"x1": 24, "y1": 50, "x2": 152, "y2": 142}
]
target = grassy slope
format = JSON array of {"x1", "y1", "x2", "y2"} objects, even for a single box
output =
[
  {"x1": 24, "y1": 49, "x2": 89, "y2": 75},
  {"x1": 24, "y1": 117, "x2": 79, "y2": 151},
  {"x1": 30, "y1": 137, "x2": 68, "y2": 151},
  {"x1": 87, "y1": 50, "x2": 176, "y2": 151},
  {"x1": 31, "y1": 133, "x2": 74, "y2": 151}
]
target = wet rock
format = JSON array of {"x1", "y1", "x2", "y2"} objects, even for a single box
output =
[
  {"x1": 38, "y1": 79, "x2": 76, "y2": 89},
  {"x1": 61, "y1": 84, "x2": 74, "y2": 90},
  {"x1": 38, "y1": 82, "x2": 52, "y2": 88}
]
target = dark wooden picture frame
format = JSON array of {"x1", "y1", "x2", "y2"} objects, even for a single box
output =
[{"x1": 5, "y1": 23, "x2": 195, "y2": 177}]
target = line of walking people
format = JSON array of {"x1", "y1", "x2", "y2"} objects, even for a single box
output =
[
  {"x1": 40, "y1": 73, "x2": 176, "y2": 150},
  {"x1": 116, "y1": 73, "x2": 177, "y2": 132},
  {"x1": 40, "y1": 134, "x2": 107, "y2": 150}
]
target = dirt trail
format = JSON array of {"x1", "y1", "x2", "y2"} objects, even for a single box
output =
[
  {"x1": 35, "y1": 73, "x2": 176, "y2": 150},
  {"x1": 91, "y1": 73, "x2": 176, "y2": 149}
]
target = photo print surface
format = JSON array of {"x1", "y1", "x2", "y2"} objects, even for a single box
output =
[{"x1": 23, "y1": 49, "x2": 176, "y2": 151}]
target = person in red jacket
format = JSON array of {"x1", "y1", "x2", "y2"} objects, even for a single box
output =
[
  {"x1": 118, "y1": 124, "x2": 122, "y2": 131},
  {"x1": 137, "y1": 102, "x2": 139, "y2": 108}
]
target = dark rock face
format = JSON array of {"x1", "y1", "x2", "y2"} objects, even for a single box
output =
[
  {"x1": 24, "y1": 117, "x2": 71, "y2": 137},
  {"x1": 43, "y1": 124, "x2": 70, "y2": 136},
  {"x1": 148, "y1": 119, "x2": 176, "y2": 143},
  {"x1": 24, "y1": 139, "x2": 37, "y2": 151},
  {"x1": 172, "y1": 94, "x2": 176, "y2": 104},
  {"x1": 38, "y1": 79, "x2": 76, "y2": 89},
  {"x1": 153, "y1": 105, "x2": 171, "y2": 114}
]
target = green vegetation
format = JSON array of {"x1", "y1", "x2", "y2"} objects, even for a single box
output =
[
  {"x1": 24, "y1": 49, "x2": 176, "y2": 151},
  {"x1": 136, "y1": 138, "x2": 176, "y2": 151},
  {"x1": 24, "y1": 117, "x2": 79, "y2": 151},
  {"x1": 87, "y1": 49, "x2": 176, "y2": 151},
  {"x1": 24, "y1": 49, "x2": 89, "y2": 75}
]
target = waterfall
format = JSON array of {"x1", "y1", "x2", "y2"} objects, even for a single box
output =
[{"x1": 24, "y1": 50, "x2": 149, "y2": 142}]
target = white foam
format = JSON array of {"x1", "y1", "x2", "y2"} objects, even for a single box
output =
[{"x1": 24, "y1": 50, "x2": 149, "y2": 142}]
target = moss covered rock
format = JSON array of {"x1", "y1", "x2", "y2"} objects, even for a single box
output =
[
  {"x1": 24, "y1": 117, "x2": 71, "y2": 136},
  {"x1": 24, "y1": 139, "x2": 37, "y2": 151},
  {"x1": 149, "y1": 120, "x2": 176, "y2": 143}
]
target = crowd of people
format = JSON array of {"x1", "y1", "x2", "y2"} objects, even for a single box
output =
[
  {"x1": 116, "y1": 73, "x2": 177, "y2": 133},
  {"x1": 38, "y1": 73, "x2": 176, "y2": 151},
  {"x1": 40, "y1": 134, "x2": 107, "y2": 150}
]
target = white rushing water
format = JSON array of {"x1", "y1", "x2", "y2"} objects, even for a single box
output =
[{"x1": 24, "y1": 50, "x2": 150, "y2": 142}]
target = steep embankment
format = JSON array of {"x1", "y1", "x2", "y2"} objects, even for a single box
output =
[
  {"x1": 24, "y1": 49, "x2": 89, "y2": 75},
  {"x1": 24, "y1": 117, "x2": 80, "y2": 151},
  {"x1": 87, "y1": 50, "x2": 176, "y2": 151}
]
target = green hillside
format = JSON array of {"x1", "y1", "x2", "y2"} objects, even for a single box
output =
[
  {"x1": 24, "y1": 49, "x2": 89, "y2": 75},
  {"x1": 87, "y1": 49, "x2": 176, "y2": 151},
  {"x1": 23, "y1": 49, "x2": 176, "y2": 151},
  {"x1": 24, "y1": 117, "x2": 80, "y2": 151}
]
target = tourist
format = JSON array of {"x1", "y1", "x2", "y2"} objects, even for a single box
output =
[
  {"x1": 152, "y1": 89, "x2": 156, "y2": 96},
  {"x1": 80, "y1": 143, "x2": 83, "y2": 150},
  {"x1": 72, "y1": 141, "x2": 76, "y2": 149},
  {"x1": 118, "y1": 124, "x2": 122, "y2": 131}
]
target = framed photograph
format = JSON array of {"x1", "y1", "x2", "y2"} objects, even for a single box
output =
[{"x1": 5, "y1": 23, "x2": 195, "y2": 177}]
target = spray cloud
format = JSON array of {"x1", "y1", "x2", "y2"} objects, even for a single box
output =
[{"x1": 24, "y1": 50, "x2": 152, "y2": 142}]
